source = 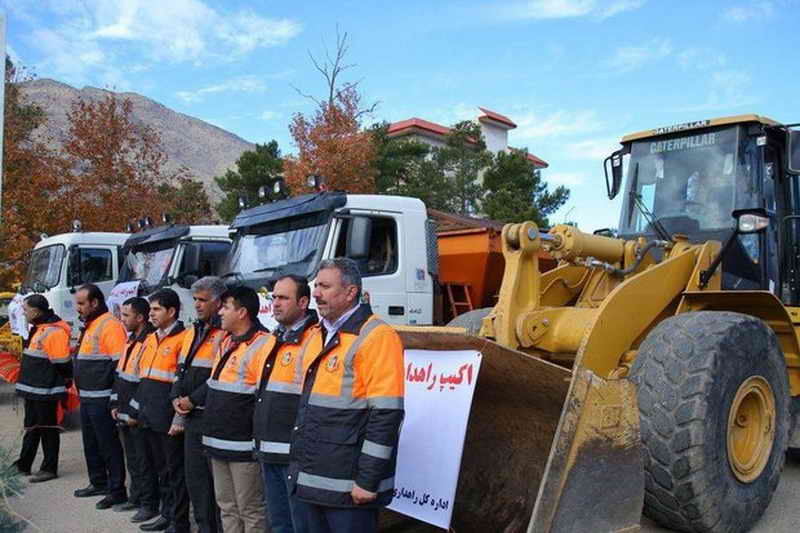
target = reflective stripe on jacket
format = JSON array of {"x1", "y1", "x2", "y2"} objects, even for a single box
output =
[
  {"x1": 132, "y1": 323, "x2": 186, "y2": 432},
  {"x1": 110, "y1": 326, "x2": 153, "y2": 417},
  {"x1": 16, "y1": 320, "x2": 72, "y2": 400},
  {"x1": 170, "y1": 322, "x2": 226, "y2": 413},
  {"x1": 75, "y1": 312, "x2": 127, "y2": 402},
  {"x1": 289, "y1": 304, "x2": 405, "y2": 508},
  {"x1": 252, "y1": 311, "x2": 318, "y2": 464},
  {"x1": 202, "y1": 329, "x2": 269, "y2": 461}
]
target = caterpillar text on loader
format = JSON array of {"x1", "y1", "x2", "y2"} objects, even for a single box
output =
[{"x1": 398, "y1": 115, "x2": 800, "y2": 532}]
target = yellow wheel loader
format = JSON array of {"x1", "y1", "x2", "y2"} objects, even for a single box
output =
[{"x1": 393, "y1": 115, "x2": 800, "y2": 532}]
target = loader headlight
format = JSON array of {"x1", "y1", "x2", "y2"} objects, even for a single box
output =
[{"x1": 737, "y1": 213, "x2": 769, "y2": 233}]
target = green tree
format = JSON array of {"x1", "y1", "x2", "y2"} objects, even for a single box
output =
[
  {"x1": 370, "y1": 122, "x2": 431, "y2": 194},
  {"x1": 435, "y1": 121, "x2": 492, "y2": 215},
  {"x1": 215, "y1": 141, "x2": 283, "y2": 222},
  {"x1": 372, "y1": 121, "x2": 491, "y2": 215},
  {"x1": 482, "y1": 150, "x2": 569, "y2": 227},
  {"x1": 158, "y1": 176, "x2": 214, "y2": 224}
]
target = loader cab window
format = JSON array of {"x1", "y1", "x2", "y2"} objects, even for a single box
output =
[
  {"x1": 335, "y1": 216, "x2": 399, "y2": 276},
  {"x1": 620, "y1": 126, "x2": 742, "y2": 236}
]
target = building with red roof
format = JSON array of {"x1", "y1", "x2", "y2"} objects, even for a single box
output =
[{"x1": 387, "y1": 107, "x2": 548, "y2": 169}]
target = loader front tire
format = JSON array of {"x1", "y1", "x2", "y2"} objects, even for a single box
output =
[{"x1": 629, "y1": 311, "x2": 789, "y2": 533}]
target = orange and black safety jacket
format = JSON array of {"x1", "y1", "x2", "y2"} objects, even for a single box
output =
[
  {"x1": 75, "y1": 310, "x2": 127, "y2": 403},
  {"x1": 110, "y1": 325, "x2": 154, "y2": 423},
  {"x1": 289, "y1": 304, "x2": 405, "y2": 508},
  {"x1": 201, "y1": 327, "x2": 270, "y2": 461},
  {"x1": 130, "y1": 322, "x2": 187, "y2": 433},
  {"x1": 16, "y1": 314, "x2": 72, "y2": 400},
  {"x1": 169, "y1": 319, "x2": 226, "y2": 416},
  {"x1": 251, "y1": 311, "x2": 318, "y2": 464}
]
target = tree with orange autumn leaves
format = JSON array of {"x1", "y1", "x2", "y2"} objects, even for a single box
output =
[
  {"x1": 0, "y1": 57, "x2": 211, "y2": 286},
  {"x1": 283, "y1": 30, "x2": 378, "y2": 194}
]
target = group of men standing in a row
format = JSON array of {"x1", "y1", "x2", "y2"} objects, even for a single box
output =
[{"x1": 13, "y1": 257, "x2": 405, "y2": 533}]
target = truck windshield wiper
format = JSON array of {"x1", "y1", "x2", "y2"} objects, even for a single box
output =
[{"x1": 628, "y1": 162, "x2": 672, "y2": 242}]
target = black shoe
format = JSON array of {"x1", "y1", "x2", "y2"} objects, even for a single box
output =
[
  {"x1": 74, "y1": 484, "x2": 108, "y2": 497},
  {"x1": 29, "y1": 471, "x2": 57, "y2": 483},
  {"x1": 11, "y1": 460, "x2": 31, "y2": 476},
  {"x1": 113, "y1": 501, "x2": 139, "y2": 512},
  {"x1": 96, "y1": 495, "x2": 127, "y2": 510},
  {"x1": 164, "y1": 527, "x2": 176, "y2": 533},
  {"x1": 139, "y1": 516, "x2": 170, "y2": 531},
  {"x1": 131, "y1": 508, "x2": 159, "y2": 523}
]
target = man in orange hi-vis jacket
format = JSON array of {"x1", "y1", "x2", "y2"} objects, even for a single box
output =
[
  {"x1": 289, "y1": 258, "x2": 405, "y2": 533},
  {"x1": 73, "y1": 283, "x2": 129, "y2": 509}
]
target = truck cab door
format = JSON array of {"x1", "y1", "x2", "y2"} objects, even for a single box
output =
[
  {"x1": 64, "y1": 246, "x2": 118, "y2": 334},
  {"x1": 330, "y1": 212, "x2": 407, "y2": 325}
]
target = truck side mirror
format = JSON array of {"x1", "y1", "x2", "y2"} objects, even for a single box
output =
[
  {"x1": 67, "y1": 245, "x2": 82, "y2": 288},
  {"x1": 788, "y1": 129, "x2": 800, "y2": 174},
  {"x1": 181, "y1": 243, "x2": 201, "y2": 276},
  {"x1": 346, "y1": 216, "x2": 373, "y2": 260},
  {"x1": 604, "y1": 149, "x2": 624, "y2": 199}
]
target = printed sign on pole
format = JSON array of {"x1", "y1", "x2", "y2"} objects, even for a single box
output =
[{"x1": 388, "y1": 348, "x2": 482, "y2": 529}]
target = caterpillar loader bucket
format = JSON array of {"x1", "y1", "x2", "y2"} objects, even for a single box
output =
[{"x1": 382, "y1": 329, "x2": 643, "y2": 533}]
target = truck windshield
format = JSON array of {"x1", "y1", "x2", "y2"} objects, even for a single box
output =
[
  {"x1": 24, "y1": 245, "x2": 65, "y2": 290},
  {"x1": 225, "y1": 222, "x2": 328, "y2": 279},
  {"x1": 619, "y1": 125, "x2": 753, "y2": 236},
  {"x1": 119, "y1": 241, "x2": 176, "y2": 287}
]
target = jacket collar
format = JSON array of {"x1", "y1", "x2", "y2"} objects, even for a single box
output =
[
  {"x1": 150, "y1": 320, "x2": 185, "y2": 341},
  {"x1": 130, "y1": 323, "x2": 155, "y2": 344},
  {"x1": 277, "y1": 310, "x2": 319, "y2": 344},
  {"x1": 229, "y1": 324, "x2": 261, "y2": 345},
  {"x1": 320, "y1": 303, "x2": 373, "y2": 337},
  {"x1": 32, "y1": 310, "x2": 60, "y2": 326},
  {"x1": 82, "y1": 306, "x2": 109, "y2": 327}
]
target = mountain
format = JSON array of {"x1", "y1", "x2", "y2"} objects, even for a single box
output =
[{"x1": 18, "y1": 78, "x2": 254, "y2": 204}]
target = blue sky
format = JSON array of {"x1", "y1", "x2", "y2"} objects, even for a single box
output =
[{"x1": 4, "y1": 0, "x2": 799, "y2": 230}]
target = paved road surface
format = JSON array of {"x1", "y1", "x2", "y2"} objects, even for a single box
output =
[{"x1": 1, "y1": 383, "x2": 799, "y2": 532}]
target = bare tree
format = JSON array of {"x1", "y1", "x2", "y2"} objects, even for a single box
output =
[{"x1": 292, "y1": 27, "x2": 378, "y2": 118}]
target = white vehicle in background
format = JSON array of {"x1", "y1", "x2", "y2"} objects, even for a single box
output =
[
  {"x1": 223, "y1": 191, "x2": 437, "y2": 331},
  {"x1": 13, "y1": 228, "x2": 130, "y2": 339},
  {"x1": 110, "y1": 222, "x2": 231, "y2": 324}
]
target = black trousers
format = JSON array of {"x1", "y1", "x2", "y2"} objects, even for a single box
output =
[
  {"x1": 18, "y1": 398, "x2": 60, "y2": 474},
  {"x1": 120, "y1": 424, "x2": 159, "y2": 508},
  {"x1": 143, "y1": 428, "x2": 190, "y2": 533},
  {"x1": 304, "y1": 504, "x2": 379, "y2": 533},
  {"x1": 185, "y1": 413, "x2": 220, "y2": 533},
  {"x1": 80, "y1": 401, "x2": 126, "y2": 498}
]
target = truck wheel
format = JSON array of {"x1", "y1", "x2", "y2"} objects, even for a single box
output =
[
  {"x1": 629, "y1": 311, "x2": 790, "y2": 533},
  {"x1": 446, "y1": 308, "x2": 493, "y2": 336}
]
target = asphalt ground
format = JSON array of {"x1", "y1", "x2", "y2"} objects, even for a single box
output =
[{"x1": 1, "y1": 381, "x2": 799, "y2": 532}]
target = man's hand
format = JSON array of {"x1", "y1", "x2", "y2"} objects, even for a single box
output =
[
  {"x1": 174, "y1": 396, "x2": 194, "y2": 415},
  {"x1": 110, "y1": 408, "x2": 118, "y2": 420},
  {"x1": 126, "y1": 418, "x2": 138, "y2": 427},
  {"x1": 167, "y1": 424, "x2": 184, "y2": 437},
  {"x1": 351, "y1": 484, "x2": 377, "y2": 505}
]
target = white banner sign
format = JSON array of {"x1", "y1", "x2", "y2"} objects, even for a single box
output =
[
  {"x1": 388, "y1": 349, "x2": 482, "y2": 529},
  {"x1": 257, "y1": 293, "x2": 278, "y2": 332},
  {"x1": 107, "y1": 281, "x2": 141, "y2": 318},
  {"x1": 7, "y1": 293, "x2": 29, "y2": 339}
]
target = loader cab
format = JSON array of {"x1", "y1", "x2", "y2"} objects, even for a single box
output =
[{"x1": 611, "y1": 116, "x2": 797, "y2": 299}]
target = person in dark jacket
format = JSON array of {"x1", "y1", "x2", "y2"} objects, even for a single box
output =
[
  {"x1": 73, "y1": 283, "x2": 129, "y2": 509},
  {"x1": 110, "y1": 297, "x2": 159, "y2": 523},
  {"x1": 250, "y1": 275, "x2": 317, "y2": 533},
  {"x1": 171, "y1": 276, "x2": 227, "y2": 533},
  {"x1": 13, "y1": 294, "x2": 72, "y2": 483},
  {"x1": 201, "y1": 286, "x2": 269, "y2": 533},
  {"x1": 130, "y1": 289, "x2": 189, "y2": 533},
  {"x1": 289, "y1": 258, "x2": 405, "y2": 533}
]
